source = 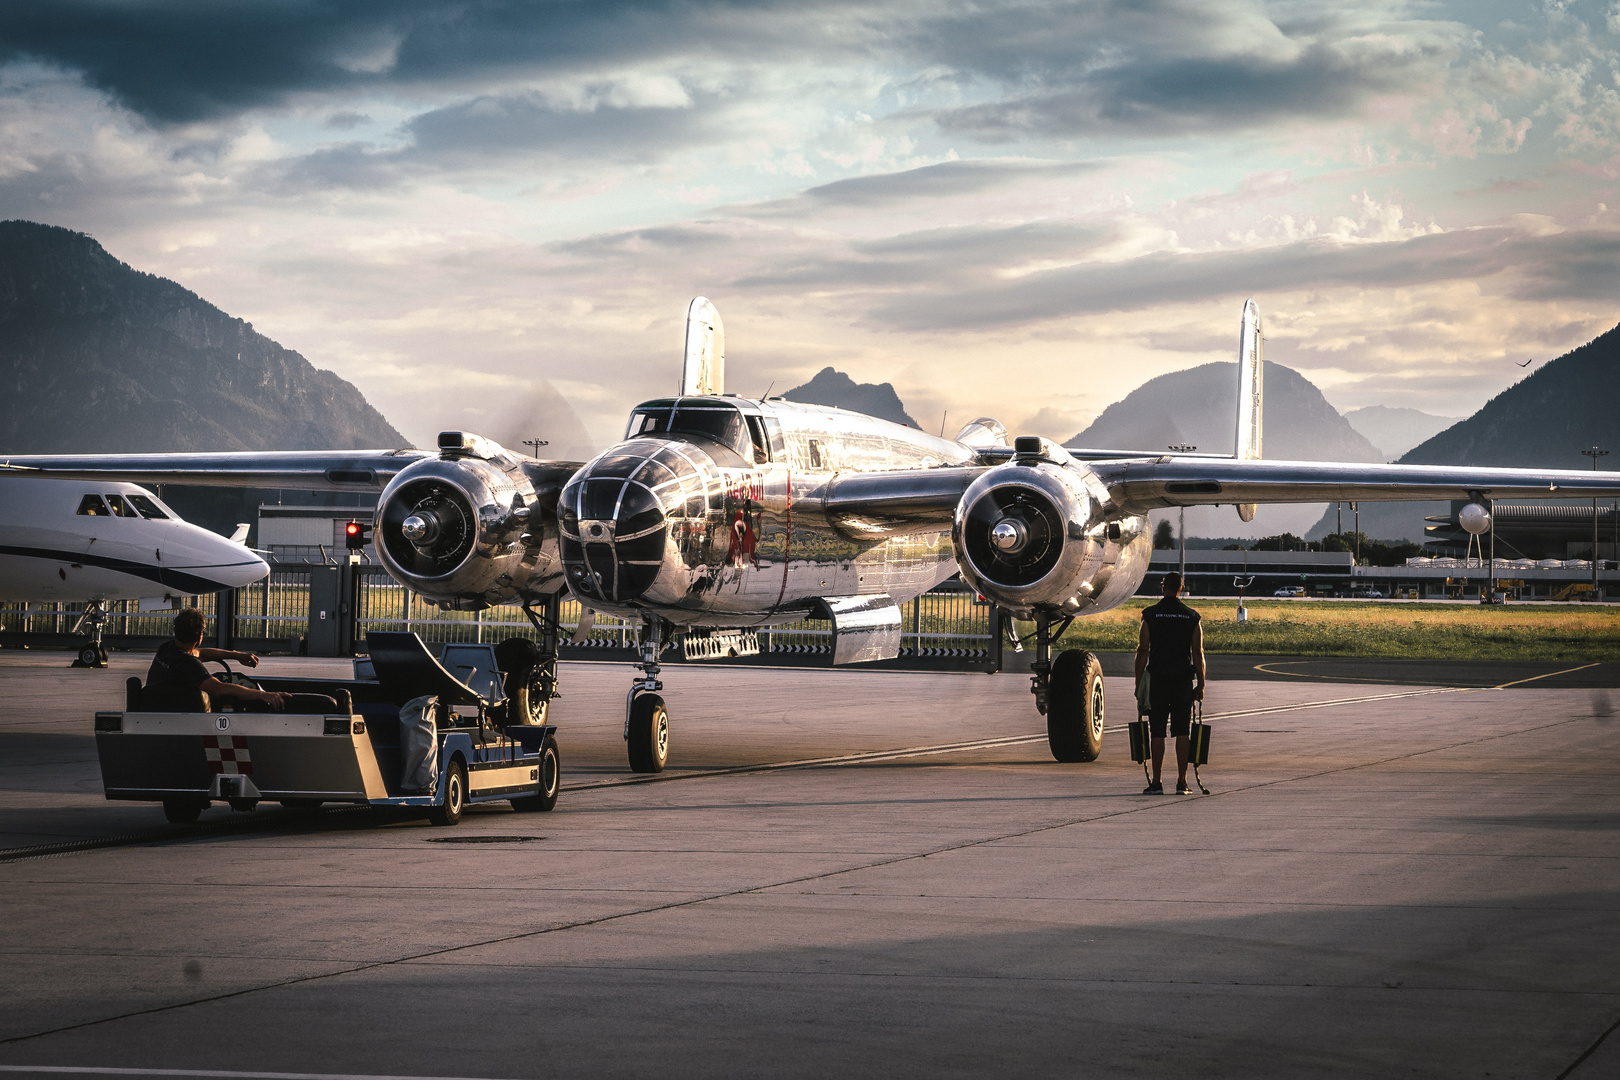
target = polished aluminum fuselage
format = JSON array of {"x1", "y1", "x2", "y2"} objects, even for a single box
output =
[{"x1": 561, "y1": 398, "x2": 986, "y2": 627}]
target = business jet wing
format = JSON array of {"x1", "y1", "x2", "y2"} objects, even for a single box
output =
[{"x1": 0, "y1": 448, "x2": 433, "y2": 489}]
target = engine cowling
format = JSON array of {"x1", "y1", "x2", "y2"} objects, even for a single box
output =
[
  {"x1": 373, "y1": 434, "x2": 553, "y2": 610},
  {"x1": 952, "y1": 460, "x2": 1152, "y2": 618}
]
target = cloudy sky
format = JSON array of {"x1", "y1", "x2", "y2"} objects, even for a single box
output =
[{"x1": 4, "y1": 0, "x2": 1619, "y2": 465}]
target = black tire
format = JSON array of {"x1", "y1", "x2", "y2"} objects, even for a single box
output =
[
  {"x1": 495, "y1": 637, "x2": 549, "y2": 726},
  {"x1": 505, "y1": 681, "x2": 549, "y2": 726},
  {"x1": 1048, "y1": 649, "x2": 1106, "y2": 763},
  {"x1": 162, "y1": 798, "x2": 206, "y2": 824},
  {"x1": 627, "y1": 694, "x2": 669, "y2": 773},
  {"x1": 429, "y1": 760, "x2": 467, "y2": 826},
  {"x1": 510, "y1": 735, "x2": 560, "y2": 812},
  {"x1": 78, "y1": 645, "x2": 99, "y2": 667}
]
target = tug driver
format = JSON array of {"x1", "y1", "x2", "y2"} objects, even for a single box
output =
[
  {"x1": 1134, "y1": 571, "x2": 1207, "y2": 795},
  {"x1": 147, "y1": 608, "x2": 289, "y2": 711}
]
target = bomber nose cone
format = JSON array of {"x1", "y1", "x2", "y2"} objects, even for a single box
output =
[{"x1": 561, "y1": 468, "x2": 671, "y2": 604}]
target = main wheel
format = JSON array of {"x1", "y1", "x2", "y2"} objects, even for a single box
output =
[
  {"x1": 162, "y1": 798, "x2": 206, "y2": 824},
  {"x1": 627, "y1": 694, "x2": 669, "y2": 773},
  {"x1": 510, "y1": 735, "x2": 560, "y2": 812},
  {"x1": 1047, "y1": 649, "x2": 1105, "y2": 762},
  {"x1": 505, "y1": 680, "x2": 549, "y2": 726},
  {"x1": 78, "y1": 645, "x2": 99, "y2": 667},
  {"x1": 429, "y1": 760, "x2": 467, "y2": 826}
]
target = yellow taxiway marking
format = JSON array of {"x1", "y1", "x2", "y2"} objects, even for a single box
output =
[
  {"x1": 1253, "y1": 659, "x2": 1604, "y2": 690},
  {"x1": 1490, "y1": 661, "x2": 1601, "y2": 688}
]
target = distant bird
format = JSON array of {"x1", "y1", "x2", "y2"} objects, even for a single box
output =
[{"x1": 1516, "y1": 357, "x2": 1534, "y2": 367}]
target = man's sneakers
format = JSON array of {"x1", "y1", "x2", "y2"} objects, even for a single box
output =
[
  {"x1": 1176, "y1": 779, "x2": 1193, "y2": 795},
  {"x1": 1142, "y1": 780, "x2": 1163, "y2": 795}
]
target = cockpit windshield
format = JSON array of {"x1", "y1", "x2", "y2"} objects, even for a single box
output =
[{"x1": 628, "y1": 400, "x2": 749, "y2": 457}]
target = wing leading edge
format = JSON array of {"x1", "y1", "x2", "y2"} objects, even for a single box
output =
[
  {"x1": 0, "y1": 449, "x2": 433, "y2": 489},
  {"x1": 1095, "y1": 457, "x2": 1620, "y2": 511}
]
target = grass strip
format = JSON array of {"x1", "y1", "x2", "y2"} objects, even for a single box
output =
[{"x1": 1049, "y1": 598, "x2": 1620, "y2": 661}]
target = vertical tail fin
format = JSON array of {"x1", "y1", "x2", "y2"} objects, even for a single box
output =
[
  {"x1": 1234, "y1": 298, "x2": 1263, "y2": 522},
  {"x1": 679, "y1": 297, "x2": 725, "y2": 396}
]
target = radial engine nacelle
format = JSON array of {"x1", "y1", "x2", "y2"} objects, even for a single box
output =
[
  {"x1": 373, "y1": 431, "x2": 556, "y2": 610},
  {"x1": 952, "y1": 443, "x2": 1152, "y2": 619}
]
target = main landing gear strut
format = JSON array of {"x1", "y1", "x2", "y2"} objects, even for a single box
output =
[
  {"x1": 1024, "y1": 609, "x2": 1106, "y2": 763},
  {"x1": 625, "y1": 616, "x2": 672, "y2": 773}
]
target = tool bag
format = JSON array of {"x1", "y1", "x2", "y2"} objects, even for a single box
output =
[
  {"x1": 1187, "y1": 701, "x2": 1211, "y2": 794},
  {"x1": 1130, "y1": 673, "x2": 1152, "y2": 777}
]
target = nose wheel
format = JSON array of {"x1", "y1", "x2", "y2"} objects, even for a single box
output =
[{"x1": 625, "y1": 617, "x2": 673, "y2": 772}]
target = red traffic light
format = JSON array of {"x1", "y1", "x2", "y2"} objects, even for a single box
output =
[
  {"x1": 346, "y1": 522, "x2": 361, "y2": 536},
  {"x1": 345, "y1": 521, "x2": 371, "y2": 551}
]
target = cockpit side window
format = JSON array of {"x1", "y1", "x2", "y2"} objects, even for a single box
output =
[
  {"x1": 105, "y1": 494, "x2": 135, "y2": 517},
  {"x1": 126, "y1": 494, "x2": 169, "y2": 520},
  {"x1": 744, "y1": 415, "x2": 769, "y2": 464},
  {"x1": 76, "y1": 494, "x2": 109, "y2": 516},
  {"x1": 762, "y1": 417, "x2": 786, "y2": 463}
]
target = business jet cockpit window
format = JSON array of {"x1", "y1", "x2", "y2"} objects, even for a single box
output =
[
  {"x1": 104, "y1": 494, "x2": 136, "y2": 517},
  {"x1": 628, "y1": 401, "x2": 749, "y2": 458},
  {"x1": 126, "y1": 494, "x2": 169, "y2": 519},
  {"x1": 76, "y1": 494, "x2": 110, "y2": 516}
]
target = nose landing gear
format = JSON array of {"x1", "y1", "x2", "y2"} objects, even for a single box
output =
[
  {"x1": 625, "y1": 617, "x2": 673, "y2": 772},
  {"x1": 71, "y1": 601, "x2": 110, "y2": 668}
]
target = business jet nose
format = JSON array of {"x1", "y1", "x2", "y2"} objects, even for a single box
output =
[
  {"x1": 167, "y1": 525, "x2": 270, "y2": 590},
  {"x1": 215, "y1": 548, "x2": 270, "y2": 589}
]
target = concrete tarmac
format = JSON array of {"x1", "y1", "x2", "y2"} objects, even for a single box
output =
[{"x1": 0, "y1": 650, "x2": 1617, "y2": 1078}]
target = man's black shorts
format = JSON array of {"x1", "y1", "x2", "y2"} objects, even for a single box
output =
[{"x1": 1148, "y1": 672, "x2": 1195, "y2": 738}]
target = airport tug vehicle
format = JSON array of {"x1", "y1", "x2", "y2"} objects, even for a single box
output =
[{"x1": 94, "y1": 632, "x2": 559, "y2": 825}]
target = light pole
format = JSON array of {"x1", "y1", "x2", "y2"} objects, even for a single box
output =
[
  {"x1": 1170, "y1": 444, "x2": 1197, "y2": 583},
  {"x1": 522, "y1": 438, "x2": 549, "y2": 458},
  {"x1": 1583, "y1": 447, "x2": 1609, "y2": 596}
]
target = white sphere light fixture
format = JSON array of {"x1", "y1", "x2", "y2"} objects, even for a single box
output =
[{"x1": 1459, "y1": 501, "x2": 1491, "y2": 536}]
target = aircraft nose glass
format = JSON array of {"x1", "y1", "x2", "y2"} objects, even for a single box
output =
[{"x1": 560, "y1": 464, "x2": 671, "y2": 604}]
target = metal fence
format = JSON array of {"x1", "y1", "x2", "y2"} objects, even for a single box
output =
[{"x1": 1, "y1": 568, "x2": 996, "y2": 665}]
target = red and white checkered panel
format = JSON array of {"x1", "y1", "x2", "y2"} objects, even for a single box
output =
[{"x1": 203, "y1": 734, "x2": 253, "y2": 775}]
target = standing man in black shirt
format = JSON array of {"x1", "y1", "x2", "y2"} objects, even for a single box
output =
[
  {"x1": 1134, "y1": 571, "x2": 1206, "y2": 795},
  {"x1": 147, "y1": 608, "x2": 289, "y2": 711}
]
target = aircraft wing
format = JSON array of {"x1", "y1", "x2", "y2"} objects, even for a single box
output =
[
  {"x1": 1094, "y1": 457, "x2": 1620, "y2": 511},
  {"x1": 822, "y1": 467, "x2": 980, "y2": 539},
  {"x1": 0, "y1": 449, "x2": 434, "y2": 489}
]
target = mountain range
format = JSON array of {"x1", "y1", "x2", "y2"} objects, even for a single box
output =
[
  {"x1": 1341, "y1": 405, "x2": 1464, "y2": 460},
  {"x1": 784, "y1": 367, "x2": 918, "y2": 428},
  {"x1": 0, "y1": 220, "x2": 406, "y2": 535},
  {"x1": 6, "y1": 218, "x2": 1615, "y2": 549},
  {"x1": 1306, "y1": 321, "x2": 1620, "y2": 541},
  {"x1": 1065, "y1": 361, "x2": 1381, "y2": 462}
]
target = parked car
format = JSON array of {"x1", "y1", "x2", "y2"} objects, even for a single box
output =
[
  {"x1": 1272, "y1": 585, "x2": 1306, "y2": 597},
  {"x1": 1350, "y1": 587, "x2": 1385, "y2": 599}
]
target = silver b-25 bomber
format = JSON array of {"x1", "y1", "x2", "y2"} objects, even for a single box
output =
[{"x1": 12, "y1": 297, "x2": 1620, "y2": 773}]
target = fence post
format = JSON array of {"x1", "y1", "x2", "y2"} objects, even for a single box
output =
[
  {"x1": 989, "y1": 605, "x2": 1004, "y2": 673},
  {"x1": 910, "y1": 595, "x2": 922, "y2": 656},
  {"x1": 215, "y1": 587, "x2": 236, "y2": 650}
]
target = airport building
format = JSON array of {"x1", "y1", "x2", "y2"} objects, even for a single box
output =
[
  {"x1": 1147, "y1": 548, "x2": 1615, "y2": 600},
  {"x1": 257, "y1": 504, "x2": 377, "y2": 562}
]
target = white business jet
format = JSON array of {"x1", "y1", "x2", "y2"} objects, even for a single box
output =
[{"x1": 0, "y1": 476, "x2": 270, "y2": 665}]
